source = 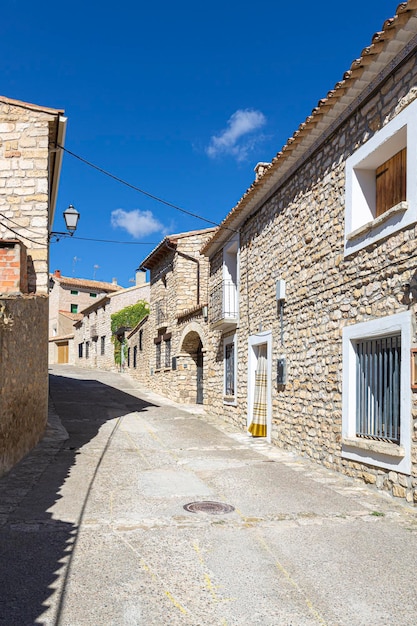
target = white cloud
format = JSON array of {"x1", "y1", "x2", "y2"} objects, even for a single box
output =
[
  {"x1": 206, "y1": 109, "x2": 267, "y2": 161},
  {"x1": 111, "y1": 209, "x2": 165, "y2": 238}
]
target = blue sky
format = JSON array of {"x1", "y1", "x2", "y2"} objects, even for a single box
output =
[{"x1": 2, "y1": 1, "x2": 396, "y2": 286}]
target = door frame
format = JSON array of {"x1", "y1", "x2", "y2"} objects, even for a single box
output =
[{"x1": 247, "y1": 330, "x2": 272, "y2": 442}]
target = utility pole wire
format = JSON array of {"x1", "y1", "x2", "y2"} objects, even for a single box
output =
[{"x1": 57, "y1": 144, "x2": 237, "y2": 233}]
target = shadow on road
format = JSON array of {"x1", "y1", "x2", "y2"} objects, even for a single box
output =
[{"x1": 0, "y1": 372, "x2": 157, "y2": 626}]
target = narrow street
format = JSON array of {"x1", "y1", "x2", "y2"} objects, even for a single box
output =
[{"x1": 1, "y1": 365, "x2": 417, "y2": 626}]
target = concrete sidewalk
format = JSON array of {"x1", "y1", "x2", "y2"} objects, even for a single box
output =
[{"x1": 1, "y1": 365, "x2": 417, "y2": 625}]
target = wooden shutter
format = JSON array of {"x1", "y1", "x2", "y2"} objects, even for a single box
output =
[{"x1": 375, "y1": 147, "x2": 406, "y2": 217}]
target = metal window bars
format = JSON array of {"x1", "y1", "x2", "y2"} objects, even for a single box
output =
[{"x1": 355, "y1": 335, "x2": 401, "y2": 444}]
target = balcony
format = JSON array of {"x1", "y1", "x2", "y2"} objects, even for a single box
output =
[
  {"x1": 210, "y1": 280, "x2": 238, "y2": 329},
  {"x1": 155, "y1": 301, "x2": 168, "y2": 328}
]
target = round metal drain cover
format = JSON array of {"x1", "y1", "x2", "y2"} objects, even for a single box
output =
[{"x1": 183, "y1": 501, "x2": 235, "y2": 515}]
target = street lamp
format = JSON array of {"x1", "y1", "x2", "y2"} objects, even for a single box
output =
[
  {"x1": 50, "y1": 204, "x2": 80, "y2": 241},
  {"x1": 63, "y1": 204, "x2": 80, "y2": 234}
]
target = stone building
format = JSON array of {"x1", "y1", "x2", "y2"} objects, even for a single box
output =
[
  {"x1": 127, "y1": 229, "x2": 214, "y2": 404},
  {"x1": 48, "y1": 269, "x2": 122, "y2": 364},
  {"x1": 0, "y1": 95, "x2": 67, "y2": 476},
  {"x1": 202, "y1": 3, "x2": 417, "y2": 503},
  {"x1": 74, "y1": 271, "x2": 149, "y2": 371}
]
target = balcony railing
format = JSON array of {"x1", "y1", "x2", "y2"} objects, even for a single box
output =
[{"x1": 210, "y1": 280, "x2": 238, "y2": 328}]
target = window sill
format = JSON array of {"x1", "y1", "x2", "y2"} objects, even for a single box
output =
[
  {"x1": 346, "y1": 201, "x2": 408, "y2": 242},
  {"x1": 223, "y1": 395, "x2": 237, "y2": 406},
  {"x1": 342, "y1": 437, "x2": 405, "y2": 458}
]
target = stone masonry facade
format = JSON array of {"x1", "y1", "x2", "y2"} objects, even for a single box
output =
[
  {"x1": 0, "y1": 99, "x2": 64, "y2": 294},
  {"x1": 203, "y1": 14, "x2": 417, "y2": 504},
  {"x1": 0, "y1": 296, "x2": 49, "y2": 476},
  {"x1": 0, "y1": 96, "x2": 66, "y2": 476},
  {"x1": 74, "y1": 282, "x2": 150, "y2": 371},
  {"x1": 127, "y1": 229, "x2": 214, "y2": 405}
]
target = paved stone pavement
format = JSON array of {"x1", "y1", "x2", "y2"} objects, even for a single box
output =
[{"x1": 1, "y1": 365, "x2": 417, "y2": 626}]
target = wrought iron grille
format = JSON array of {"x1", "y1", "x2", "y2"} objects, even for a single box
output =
[
  {"x1": 210, "y1": 280, "x2": 238, "y2": 324},
  {"x1": 165, "y1": 338, "x2": 171, "y2": 368},
  {"x1": 155, "y1": 342, "x2": 161, "y2": 369},
  {"x1": 225, "y1": 342, "x2": 235, "y2": 395},
  {"x1": 355, "y1": 335, "x2": 401, "y2": 444}
]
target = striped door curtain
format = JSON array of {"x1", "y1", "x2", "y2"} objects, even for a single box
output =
[{"x1": 248, "y1": 344, "x2": 268, "y2": 437}]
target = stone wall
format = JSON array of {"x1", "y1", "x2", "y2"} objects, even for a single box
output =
[
  {"x1": 0, "y1": 103, "x2": 57, "y2": 294},
  {"x1": 205, "y1": 51, "x2": 417, "y2": 503},
  {"x1": 130, "y1": 231, "x2": 212, "y2": 404},
  {"x1": 0, "y1": 295, "x2": 48, "y2": 477}
]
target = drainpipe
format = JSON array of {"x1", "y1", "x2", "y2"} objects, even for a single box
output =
[{"x1": 166, "y1": 244, "x2": 200, "y2": 305}]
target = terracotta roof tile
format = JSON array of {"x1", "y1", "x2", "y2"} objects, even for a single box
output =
[
  {"x1": 59, "y1": 310, "x2": 83, "y2": 321},
  {"x1": 51, "y1": 274, "x2": 122, "y2": 292}
]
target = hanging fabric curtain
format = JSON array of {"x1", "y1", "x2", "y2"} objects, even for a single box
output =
[{"x1": 248, "y1": 344, "x2": 267, "y2": 437}]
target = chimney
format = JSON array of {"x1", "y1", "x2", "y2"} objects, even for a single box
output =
[
  {"x1": 112, "y1": 277, "x2": 118, "y2": 285},
  {"x1": 135, "y1": 268, "x2": 147, "y2": 285},
  {"x1": 54, "y1": 269, "x2": 61, "y2": 278},
  {"x1": 254, "y1": 162, "x2": 270, "y2": 181}
]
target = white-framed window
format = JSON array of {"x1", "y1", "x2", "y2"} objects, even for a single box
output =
[
  {"x1": 344, "y1": 97, "x2": 417, "y2": 256},
  {"x1": 224, "y1": 334, "x2": 237, "y2": 403},
  {"x1": 342, "y1": 311, "x2": 412, "y2": 474}
]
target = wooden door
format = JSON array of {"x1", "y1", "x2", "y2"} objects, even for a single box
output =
[{"x1": 57, "y1": 342, "x2": 69, "y2": 364}]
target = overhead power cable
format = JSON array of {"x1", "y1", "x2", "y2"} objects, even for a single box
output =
[
  {"x1": 0, "y1": 221, "x2": 46, "y2": 246},
  {"x1": 70, "y1": 236, "x2": 160, "y2": 245},
  {"x1": 57, "y1": 144, "x2": 236, "y2": 233},
  {"x1": 0, "y1": 212, "x2": 45, "y2": 238}
]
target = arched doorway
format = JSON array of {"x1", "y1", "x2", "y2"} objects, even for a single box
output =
[{"x1": 178, "y1": 323, "x2": 206, "y2": 405}]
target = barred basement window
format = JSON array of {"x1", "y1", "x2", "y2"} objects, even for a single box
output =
[{"x1": 355, "y1": 335, "x2": 401, "y2": 444}]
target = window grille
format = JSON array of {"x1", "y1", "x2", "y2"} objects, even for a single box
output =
[
  {"x1": 78, "y1": 343, "x2": 83, "y2": 358},
  {"x1": 355, "y1": 335, "x2": 401, "y2": 443},
  {"x1": 133, "y1": 346, "x2": 137, "y2": 368},
  {"x1": 85, "y1": 341, "x2": 90, "y2": 359},
  {"x1": 225, "y1": 342, "x2": 235, "y2": 396},
  {"x1": 165, "y1": 338, "x2": 171, "y2": 368},
  {"x1": 127, "y1": 347, "x2": 131, "y2": 367},
  {"x1": 100, "y1": 336, "x2": 105, "y2": 355},
  {"x1": 155, "y1": 342, "x2": 161, "y2": 369}
]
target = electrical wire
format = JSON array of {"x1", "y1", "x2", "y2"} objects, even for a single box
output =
[
  {"x1": 0, "y1": 212, "x2": 45, "y2": 238},
  {"x1": 0, "y1": 221, "x2": 47, "y2": 246},
  {"x1": 69, "y1": 236, "x2": 160, "y2": 245},
  {"x1": 57, "y1": 144, "x2": 237, "y2": 233}
]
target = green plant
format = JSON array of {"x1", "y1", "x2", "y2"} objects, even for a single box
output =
[{"x1": 111, "y1": 300, "x2": 149, "y2": 365}]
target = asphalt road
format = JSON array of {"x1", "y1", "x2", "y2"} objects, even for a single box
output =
[{"x1": 0, "y1": 365, "x2": 417, "y2": 625}]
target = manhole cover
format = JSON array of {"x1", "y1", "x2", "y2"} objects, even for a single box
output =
[{"x1": 183, "y1": 501, "x2": 235, "y2": 515}]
